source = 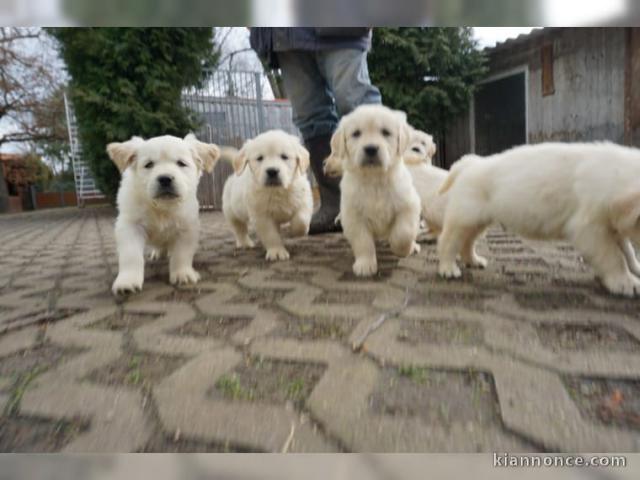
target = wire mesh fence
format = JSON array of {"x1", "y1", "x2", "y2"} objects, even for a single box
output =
[{"x1": 184, "y1": 69, "x2": 298, "y2": 209}]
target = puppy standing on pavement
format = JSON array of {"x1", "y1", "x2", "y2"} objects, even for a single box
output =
[
  {"x1": 403, "y1": 128, "x2": 448, "y2": 239},
  {"x1": 326, "y1": 104, "x2": 421, "y2": 276},
  {"x1": 437, "y1": 142, "x2": 640, "y2": 297},
  {"x1": 222, "y1": 130, "x2": 313, "y2": 261},
  {"x1": 107, "y1": 134, "x2": 220, "y2": 295}
]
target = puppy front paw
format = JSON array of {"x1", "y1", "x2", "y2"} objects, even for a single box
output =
[
  {"x1": 353, "y1": 257, "x2": 377, "y2": 277},
  {"x1": 602, "y1": 274, "x2": 640, "y2": 297},
  {"x1": 236, "y1": 237, "x2": 255, "y2": 249},
  {"x1": 170, "y1": 267, "x2": 201, "y2": 285},
  {"x1": 266, "y1": 247, "x2": 290, "y2": 261},
  {"x1": 438, "y1": 262, "x2": 462, "y2": 279},
  {"x1": 147, "y1": 248, "x2": 163, "y2": 261},
  {"x1": 288, "y1": 222, "x2": 310, "y2": 238},
  {"x1": 112, "y1": 271, "x2": 144, "y2": 296},
  {"x1": 465, "y1": 254, "x2": 488, "y2": 269}
]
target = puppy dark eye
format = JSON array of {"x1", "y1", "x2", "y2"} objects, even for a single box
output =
[
  {"x1": 281, "y1": 154, "x2": 289, "y2": 160},
  {"x1": 382, "y1": 128, "x2": 391, "y2": 137},
  {"x1": 256, "y1": 155, "x2": 264, "y2": 162},
  {"x1": 352, "y1": 130, "x2": 361, "y2": 138},
  {"x1": 144, "y1": 161, "x2": 154, "y2": 169},
  {"x1": 177, "y1": 160, "x2": 187, "y2": 167},
  {"x1": 411, "y1": 147, "x2": 421, "y2": 153}
]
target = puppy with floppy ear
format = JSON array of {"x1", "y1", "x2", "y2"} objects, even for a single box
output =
[
  {"x1": 185, "y1": 133, "x2": 221, "y2": 174},
  {"x1": 222, "y1": 129, "x2": 313, "y2": 261},
  {"x1": 403, "y1": 128, "x2": 448, "y2": 240},
  {"x1": 107, "y1": 133, "x2": 220, "y2": 295},
  {"x1": 334, "y1": 104, "x2": 422, "y2": 277},
  {"x1": 437, "y1": 142, "x2": 640, "y2": 297}
]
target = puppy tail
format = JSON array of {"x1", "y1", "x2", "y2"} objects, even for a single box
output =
[
  {"x1": 218, "y1": 146, "x2": 240, "y2": 165},
  {"x1": 438, "y1": 154, "x2": 480, "y2": 195}
]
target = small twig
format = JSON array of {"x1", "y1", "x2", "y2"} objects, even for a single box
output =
[
  {"x1": 352, "y1": 287, "x2": 411, "y2": 352},
  {"x1": 281, "y1": 422, "x2": 295, "y2": 453}
]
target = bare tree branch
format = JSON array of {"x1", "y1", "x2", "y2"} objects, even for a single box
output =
[{"x1": 0, "y1": 27, "x2": 63, "y2": 150}]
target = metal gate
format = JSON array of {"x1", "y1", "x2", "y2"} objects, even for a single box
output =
[
  {"x1": 183, "y1": 70, "x2": 298, "y2": 209},
  {"x1": 64, "y1": 70, "x2": 298, "y2": 210}
]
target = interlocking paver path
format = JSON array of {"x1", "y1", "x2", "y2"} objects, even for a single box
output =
[{"x1": 0, "y1": 207, "x2": 639, "y2": 452}]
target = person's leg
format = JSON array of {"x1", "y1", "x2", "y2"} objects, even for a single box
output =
[
  {"x1": 277, "y1": 51, "x2": 338, "y2": 141},
  {"x1": 298, "y1": 48, "x2": 381, "y2": 234},
  {"x1": 318, "y1": 48, "x2": 382, "y2": 117},
  {"x1": 277, "y1": 51, "x2": 341, "y2": 234}
]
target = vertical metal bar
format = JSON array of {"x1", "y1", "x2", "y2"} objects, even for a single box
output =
[
  {"x1": 30, "y1": 185, "x2": 37, "y2": 210},
  {"x1": 256, "y1": 72, "x2": 266, "y2": 133}
]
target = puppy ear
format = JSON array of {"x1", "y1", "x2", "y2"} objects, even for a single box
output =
[
  {"x1": 323, "y1": 152, "x2": 344, "y2": 177},
  {"x1": 426, "y1": 135, "x2": 437, "y2": 163},
  {"x1": 184, "y1": 133, "x2": 221, "y2": 173},
  {"x1": 396, "y1": 120, "x2": 412, "y2": 157},
  {"x1": 610, "y1": 189, "x2": 640, "y2": 234},
  {"x1": 106, "y1": 136, "x2": 144, "y2": 173},
  {"x1": 329, "y1": 121, "x2": 347, "y2": 160},
  {"x1": 295, "y1": 142, "x2": 310, "y2": 174},
  {"x1": 232, "y1": 145, "x2": 249, "y2": 176}
]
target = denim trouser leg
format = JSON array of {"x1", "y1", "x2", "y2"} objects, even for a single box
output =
[
  {"x1": 277, "y1": 49, "x2": 382, "y2": 141},
  {"x1": 317, "y1": 49, "x2": 382, "y2": 117},
  {"x1": 277, "y1": 51, "x2": 338, "y2": 141}
]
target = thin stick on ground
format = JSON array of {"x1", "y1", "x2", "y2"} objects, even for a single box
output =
[{"x1": 351, "y1": 287, "x2": 411, "y2": 352}]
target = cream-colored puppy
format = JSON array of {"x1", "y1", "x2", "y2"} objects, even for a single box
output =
[
  {"x1": 222, "y1": 129, "x2": 313, "y2": 261},
  {"x1": 437, "y1": 142, "x2": 640, "y2": 297},
  {"x1": 403, "y1": 129, "x2": 448, "y2": 238},
  {"x1": 107, "y1": 134, "x2": 220, "y2": 295},
  {"x1": 328, "y1": 104, "x2": 421, "y2": 277}
]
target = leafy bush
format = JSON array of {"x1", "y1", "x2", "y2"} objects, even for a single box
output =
[
  {"x1": 369, "y1": 27, "x2": 487, "y2": 140},
  {"x1": 48, "y1": 28, "x2": 217, "y2": 197}
]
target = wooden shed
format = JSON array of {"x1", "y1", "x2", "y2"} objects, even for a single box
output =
[{"x1": 441, "y1": 27, "x2": 640, "y2": 168}]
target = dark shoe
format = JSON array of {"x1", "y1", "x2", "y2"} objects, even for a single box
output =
[{"x1": 306, "y1": 134, "x2": 342, "y2": 234}]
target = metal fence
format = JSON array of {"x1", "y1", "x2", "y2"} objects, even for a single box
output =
[
  {"x1": 65, "y1": 70, "x2": 298, "y2": 210},
  {"x1": 184, "y1": 70, "x2": 298, "y2": 209}
]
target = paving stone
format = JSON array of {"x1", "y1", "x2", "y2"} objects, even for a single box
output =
[{"x1": 1, "y1": 209, "x2": 640, "y2": 452}]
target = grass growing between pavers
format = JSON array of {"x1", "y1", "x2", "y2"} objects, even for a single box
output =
[
  {"x1": 397, "y1": 319, "x2": 484, "y2": 346},
  {"x1": 0, "y1": 342, "x2": 88, "y2": 451},
  {"x1": 370, "y1": 366, "x2": 500, "y2": 428},
  {"x1": 563, "y1": 376, "x2": 640, "y2": 430},
  {"x1": 172, "y1": 315, "x2": 253, "y2": 339},
  {"x1": 212, "y1": 357, "x2": 326, "y2": 409},
  {"x1": 537, "y1": 323, "x2": 640, "y2": 352},
  {"x1": 85, "y1": 352, "x2": 188, "y2": 390}
]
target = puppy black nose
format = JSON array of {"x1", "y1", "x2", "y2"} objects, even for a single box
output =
[
  {"x1": 266, "y1": 168, "x2": 279, "y2": 178},
  {"x1": 158, "y1": 175, "x2": 173, "y2": 187},
  {"x1": 364, "y1": 145, "x2": 379, "y2": 157}
]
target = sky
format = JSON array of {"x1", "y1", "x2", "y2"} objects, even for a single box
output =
[
  {"x1": 0, "y1": 27, "x2": 535, "y2": 154},
  {"x1": 473, "y1": 27, "x2": 536, "y2": 49}
]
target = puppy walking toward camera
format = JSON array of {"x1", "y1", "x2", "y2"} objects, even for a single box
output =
[
  {"x1": 222, "y1": 130, "x2": 313, "y2": 261},
  {"x1": 437, "y1": 142, "x2": 640, "y2": 297},
  {"x1": 107, "y1": 134, "x2": 220, "y2": 295},
  {"x1": 403, "y1": 128, "x2": 448, "y2": 239},
  {"x1": 326, "y1": 104, "x2": 421, "y2": 277}
]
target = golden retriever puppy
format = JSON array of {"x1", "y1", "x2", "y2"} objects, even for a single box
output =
[
  {"x1": 107, "y1": 134, "x2": 220, "y2": 295},
  {"x1": 222, "y1": 130, "x2": 313, "y2": 261},
  {"x1": 437, "y1": 142, "x2": 640, "y2": 297},
  {"x1": 403, "y1": 128, "x2": 448, "y2": 239},
  {"x1": 328, "y1": 104, "x2": 421, "y2": 277}
]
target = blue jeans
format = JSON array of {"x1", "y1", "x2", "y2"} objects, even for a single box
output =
[{"x1": 277, "y1": 49, "x2": 382, "y2": 141}]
